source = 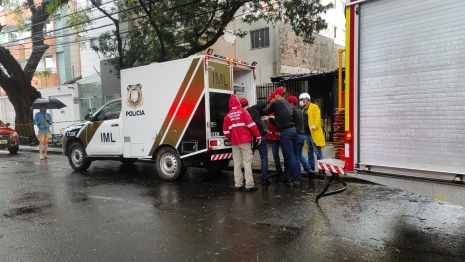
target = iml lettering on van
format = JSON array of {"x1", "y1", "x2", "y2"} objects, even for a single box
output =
[{"x1": 101, "y1": 133, "x2": 116, "y2": 143}]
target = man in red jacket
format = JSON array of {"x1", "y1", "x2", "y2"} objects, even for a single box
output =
[{"x1": 223, "y1": 95, "x2": 262, "y2": 192}]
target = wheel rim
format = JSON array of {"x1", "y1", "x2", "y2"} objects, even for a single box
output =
[
  {"x1": 160, "y1": 152, "x2": 178, "y2": 177},
  {"x1": 71, "y1": 147, "x2": 84, "y2": 166}
]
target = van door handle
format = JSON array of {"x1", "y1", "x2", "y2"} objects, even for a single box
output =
[{"x1": 111, "y1": 124, "x2": 119, "y2": 127}]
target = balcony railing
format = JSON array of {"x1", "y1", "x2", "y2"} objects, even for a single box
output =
[
  {"x1": 0, "y1": 37, "x2": 24, "y2": 45},
  {"x1": 36, "y1": 67, "x2": 57, "y2": 74}
]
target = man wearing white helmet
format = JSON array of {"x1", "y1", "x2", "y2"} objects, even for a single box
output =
[{"x1": 299, "y1": 93, "x2": 325, "y2": 178}]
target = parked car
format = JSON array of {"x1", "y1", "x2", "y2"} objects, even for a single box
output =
[{"x1": 0, "y1": 120, "x2": 19, "y2": 154}]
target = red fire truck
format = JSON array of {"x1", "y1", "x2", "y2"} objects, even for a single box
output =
[{"x1": 319, "y1": 0, "x2": 465, "y2": 206}]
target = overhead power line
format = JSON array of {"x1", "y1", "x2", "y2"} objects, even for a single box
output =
[{"x1": 1, "y1": 0, "x2": 247, "y2": 48}]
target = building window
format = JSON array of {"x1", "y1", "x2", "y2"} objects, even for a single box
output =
[
  {"x1": 44, "y1": 19, "x2": 53, "y2": 36},
  {"x1": 90, "y1": 38, "x2": 98, "y2": 48},
  {"x1": 250, "y1": 28, "x2": 270, "y2": 49},
  {"x1": 333, "y1": 26, "x2": 337, "y2": 38},
  {"x1": 45, "y1": 55, "x2": 54, "y2": 68}
]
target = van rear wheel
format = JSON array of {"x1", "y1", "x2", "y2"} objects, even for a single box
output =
[{"x1": 155, "y1": 147, "x2": 186, "y2": 181}]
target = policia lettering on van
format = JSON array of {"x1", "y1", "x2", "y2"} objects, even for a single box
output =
[{"x1": 62, "y1": 99, "x2": 123, "y2": 170}]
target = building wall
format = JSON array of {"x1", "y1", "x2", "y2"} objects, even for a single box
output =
[
  {"x1": 55, "y1": 12, "x2": 81, "y2": 85},
  {"x1": 0, "y1": 97, "x2": 16, "y2": 129},
  {"x1": 78, "y1": 0, "x2": 117, "y2": 78},
  {"x1": 320, "y1": 0, "x2": 347, "y2": 46},
  {"x1": 279, "y1": 23, "x2": 345, "y2": 74},
  {"x1": 199, "y1": 23, "x2": 236, "y2": 58},
  {"x1": 235, "y1": 20, "x2": 279, "y2": 85},
  {"x1": 33, "y1": 85, "x2": 81, "y2": 134},
  {"x1": 100, "y1": 61, "x2": 121, "y2": 104}
]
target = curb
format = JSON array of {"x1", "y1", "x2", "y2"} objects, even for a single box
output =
[
  {"x1": 224, "y1": 165, "x2": 367, "y2": 183},
  {"x1": 18, "y1": 146, "x2": 63, "y2": 155}
]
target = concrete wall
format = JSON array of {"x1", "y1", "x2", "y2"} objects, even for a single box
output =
[
  {"x1": 279, "y1": 23, "x2": 345, "y2": 74},
  {"x1": 0, "y1": 97, "x2": 16, "y2": 129},
  {"x1": 34, "y1": 85, "x2": 81, "y2": 134},
  {"x1": 100, "y1": 61, "x2": 121, "y2": 103},
  {"x1": 235, "y1": 20, "x2": 279, "y2": 85},
  {"x1": 198, "y1": 22, "x2": 236, "y2": 58}
]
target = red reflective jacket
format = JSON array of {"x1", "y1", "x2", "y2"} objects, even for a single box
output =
[{"x1": 223, "y1": 95, "x2": 260, "y2": 146}]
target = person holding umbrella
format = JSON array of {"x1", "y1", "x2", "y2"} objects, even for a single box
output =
[{"x1": 34, "y1": 104, "x2": 52, "y2": 160}]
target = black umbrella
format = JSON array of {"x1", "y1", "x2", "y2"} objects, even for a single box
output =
[{"x1": 31, "y1": 98, "x2": 67, "y2": 110}]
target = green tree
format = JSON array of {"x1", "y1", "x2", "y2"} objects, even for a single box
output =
[
  {"x1": 88, "y1": 0, "x2": 332, "y2": 74},
  {"x1": 0, "y1": 0, "x2": 74, "y2": 140}
]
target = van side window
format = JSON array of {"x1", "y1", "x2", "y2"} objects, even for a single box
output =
[{"x1": 93, "y1": 100, "x2": 122, "y2": 121}]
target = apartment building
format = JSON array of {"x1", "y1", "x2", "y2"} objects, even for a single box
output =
[
  {"x1": 0, "y1": 10, "x2": 81, "y2": 88},
  {"x1": 0, "y1": 1, "x2": 111, "y2": 125},
  {"x1": 234, "y1": 0, "x2": 346, "y2": 85}
]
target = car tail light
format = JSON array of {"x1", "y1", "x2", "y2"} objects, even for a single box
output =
[
  {"x1": 210, "y1": 140, "x2": 218, "y2": 146},
  {"x1": 11, "y1": 132, "x2": 18, "y2": 140}
]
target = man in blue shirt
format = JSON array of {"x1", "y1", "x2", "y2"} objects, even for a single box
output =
[{"x1": 33, "y1": 104, "x2": 52, "y2": 160}]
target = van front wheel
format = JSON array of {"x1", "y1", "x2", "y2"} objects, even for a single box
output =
[
  {"x1": 155, "y1": 147, "x2": 186, "y2": 181},
  {"x1": 68, "y1": 142, "x2": 91, "y2": 171}
]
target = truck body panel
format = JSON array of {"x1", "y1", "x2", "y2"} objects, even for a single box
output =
[
  {"x1": 343, "y1": 0, "x2": 465, "y2": 205},
  {"x1": 62, "y1": 55, "x2": 255, "y2": 178}
]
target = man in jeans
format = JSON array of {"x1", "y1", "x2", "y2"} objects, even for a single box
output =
[
  {"x1": 263, "y1": 87, "x2": 302, "y2": 187},
  {"x1": 265, "y1": 92, "x2": 283, "y2": 178},
  {"x1": 239, "y1": 97, "x2": 271, "y2": 185},
  {"x1": 299, "y1": 93, "x2": 325, "y2": 176},
  {"x1": 223, "y1": 95, "x2": 262, "y2": 192},
  {"x1": 287, "y1": 95, "x2": 313, "y2": 186}
]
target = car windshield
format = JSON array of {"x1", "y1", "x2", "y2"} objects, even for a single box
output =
[{"x1": 0, "y1": 120, "x2": 5, "y2": 126}]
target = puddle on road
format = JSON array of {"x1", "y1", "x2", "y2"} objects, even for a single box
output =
[{"x1": 3, "y1": 203, "x2": 52, "y2": 219}]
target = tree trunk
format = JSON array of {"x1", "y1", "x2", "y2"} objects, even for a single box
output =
[{"x1": 1, "y1": 77, "x2": 41, "y2": 142}]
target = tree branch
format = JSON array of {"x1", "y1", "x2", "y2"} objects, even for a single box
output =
[
  {"x1": 137, "y1": 0, "x2": 167, "y2": 61},
  {"x1": 184, "y1": 3, "x2": 242, "y2": 57},
  {"x1": 91, "y1": 0, "x2": 125, "y2": 69}
]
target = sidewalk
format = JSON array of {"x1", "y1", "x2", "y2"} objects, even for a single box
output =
[{"x1": 18, "y1": 145, "x2": 62, "y2": 155}]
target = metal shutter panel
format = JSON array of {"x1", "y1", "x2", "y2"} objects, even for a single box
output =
[{"x1": 358, "y1": 0, "x2": 465, "y2": 175}]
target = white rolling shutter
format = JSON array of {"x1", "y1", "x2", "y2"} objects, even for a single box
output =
[{"x1": 358, "y1": 0, "x2": 465, "y2": 175}]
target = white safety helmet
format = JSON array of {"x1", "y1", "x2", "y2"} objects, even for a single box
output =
[{"x1": 299, "y1": 93, "x2": 310, "y2": 100}]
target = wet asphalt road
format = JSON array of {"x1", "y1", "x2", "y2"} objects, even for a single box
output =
[{"x1": 1, "y1": 150, "x2": 465, "y2": 261}]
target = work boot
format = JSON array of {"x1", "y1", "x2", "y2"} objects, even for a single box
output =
[
  {"x1": 308, "y1": 171, "x2": 315, "y2": 181},
  {"x1": 283, "y1": 177, "x2": 293, "y2": 186},
  {"x1": 292, "y1": 180, "x2": 302, "y2": 187},
  {"x1": 270, "y1": 168, "x2": 282, "y2": 178},
  {"x1": 245, "y1": 186, "x2": 258, "y2": 192},
  {"x1": 261, "y1": 178, "x2": 272, "y2": 185}
]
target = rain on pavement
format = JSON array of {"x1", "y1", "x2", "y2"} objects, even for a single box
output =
[{"x1": 1, "y1": 150, "x2": 465, "y2": 261}]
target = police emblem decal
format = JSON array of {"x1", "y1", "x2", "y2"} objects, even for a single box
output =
[{"x1": 126, "y1": 84, "x2": 144, "y2": 109}]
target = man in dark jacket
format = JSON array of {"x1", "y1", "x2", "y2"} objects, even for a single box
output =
[
  {"x1": 240, "y1": 98, "x2": 271, "y2": 185},
  {"x1": 287, "y1": 96, "x2": 314, "y2": 185},
  {"x1": 263, "y1": 87, "x2": 302, "y2": 186}
]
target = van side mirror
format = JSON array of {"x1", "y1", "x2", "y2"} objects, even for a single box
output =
[
  {"x1": 84, "y1": 114, "x2": 93, "y2": 121},
  {"x1": 6, "y1": 123, "x2": 10, "y2": 127}
]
